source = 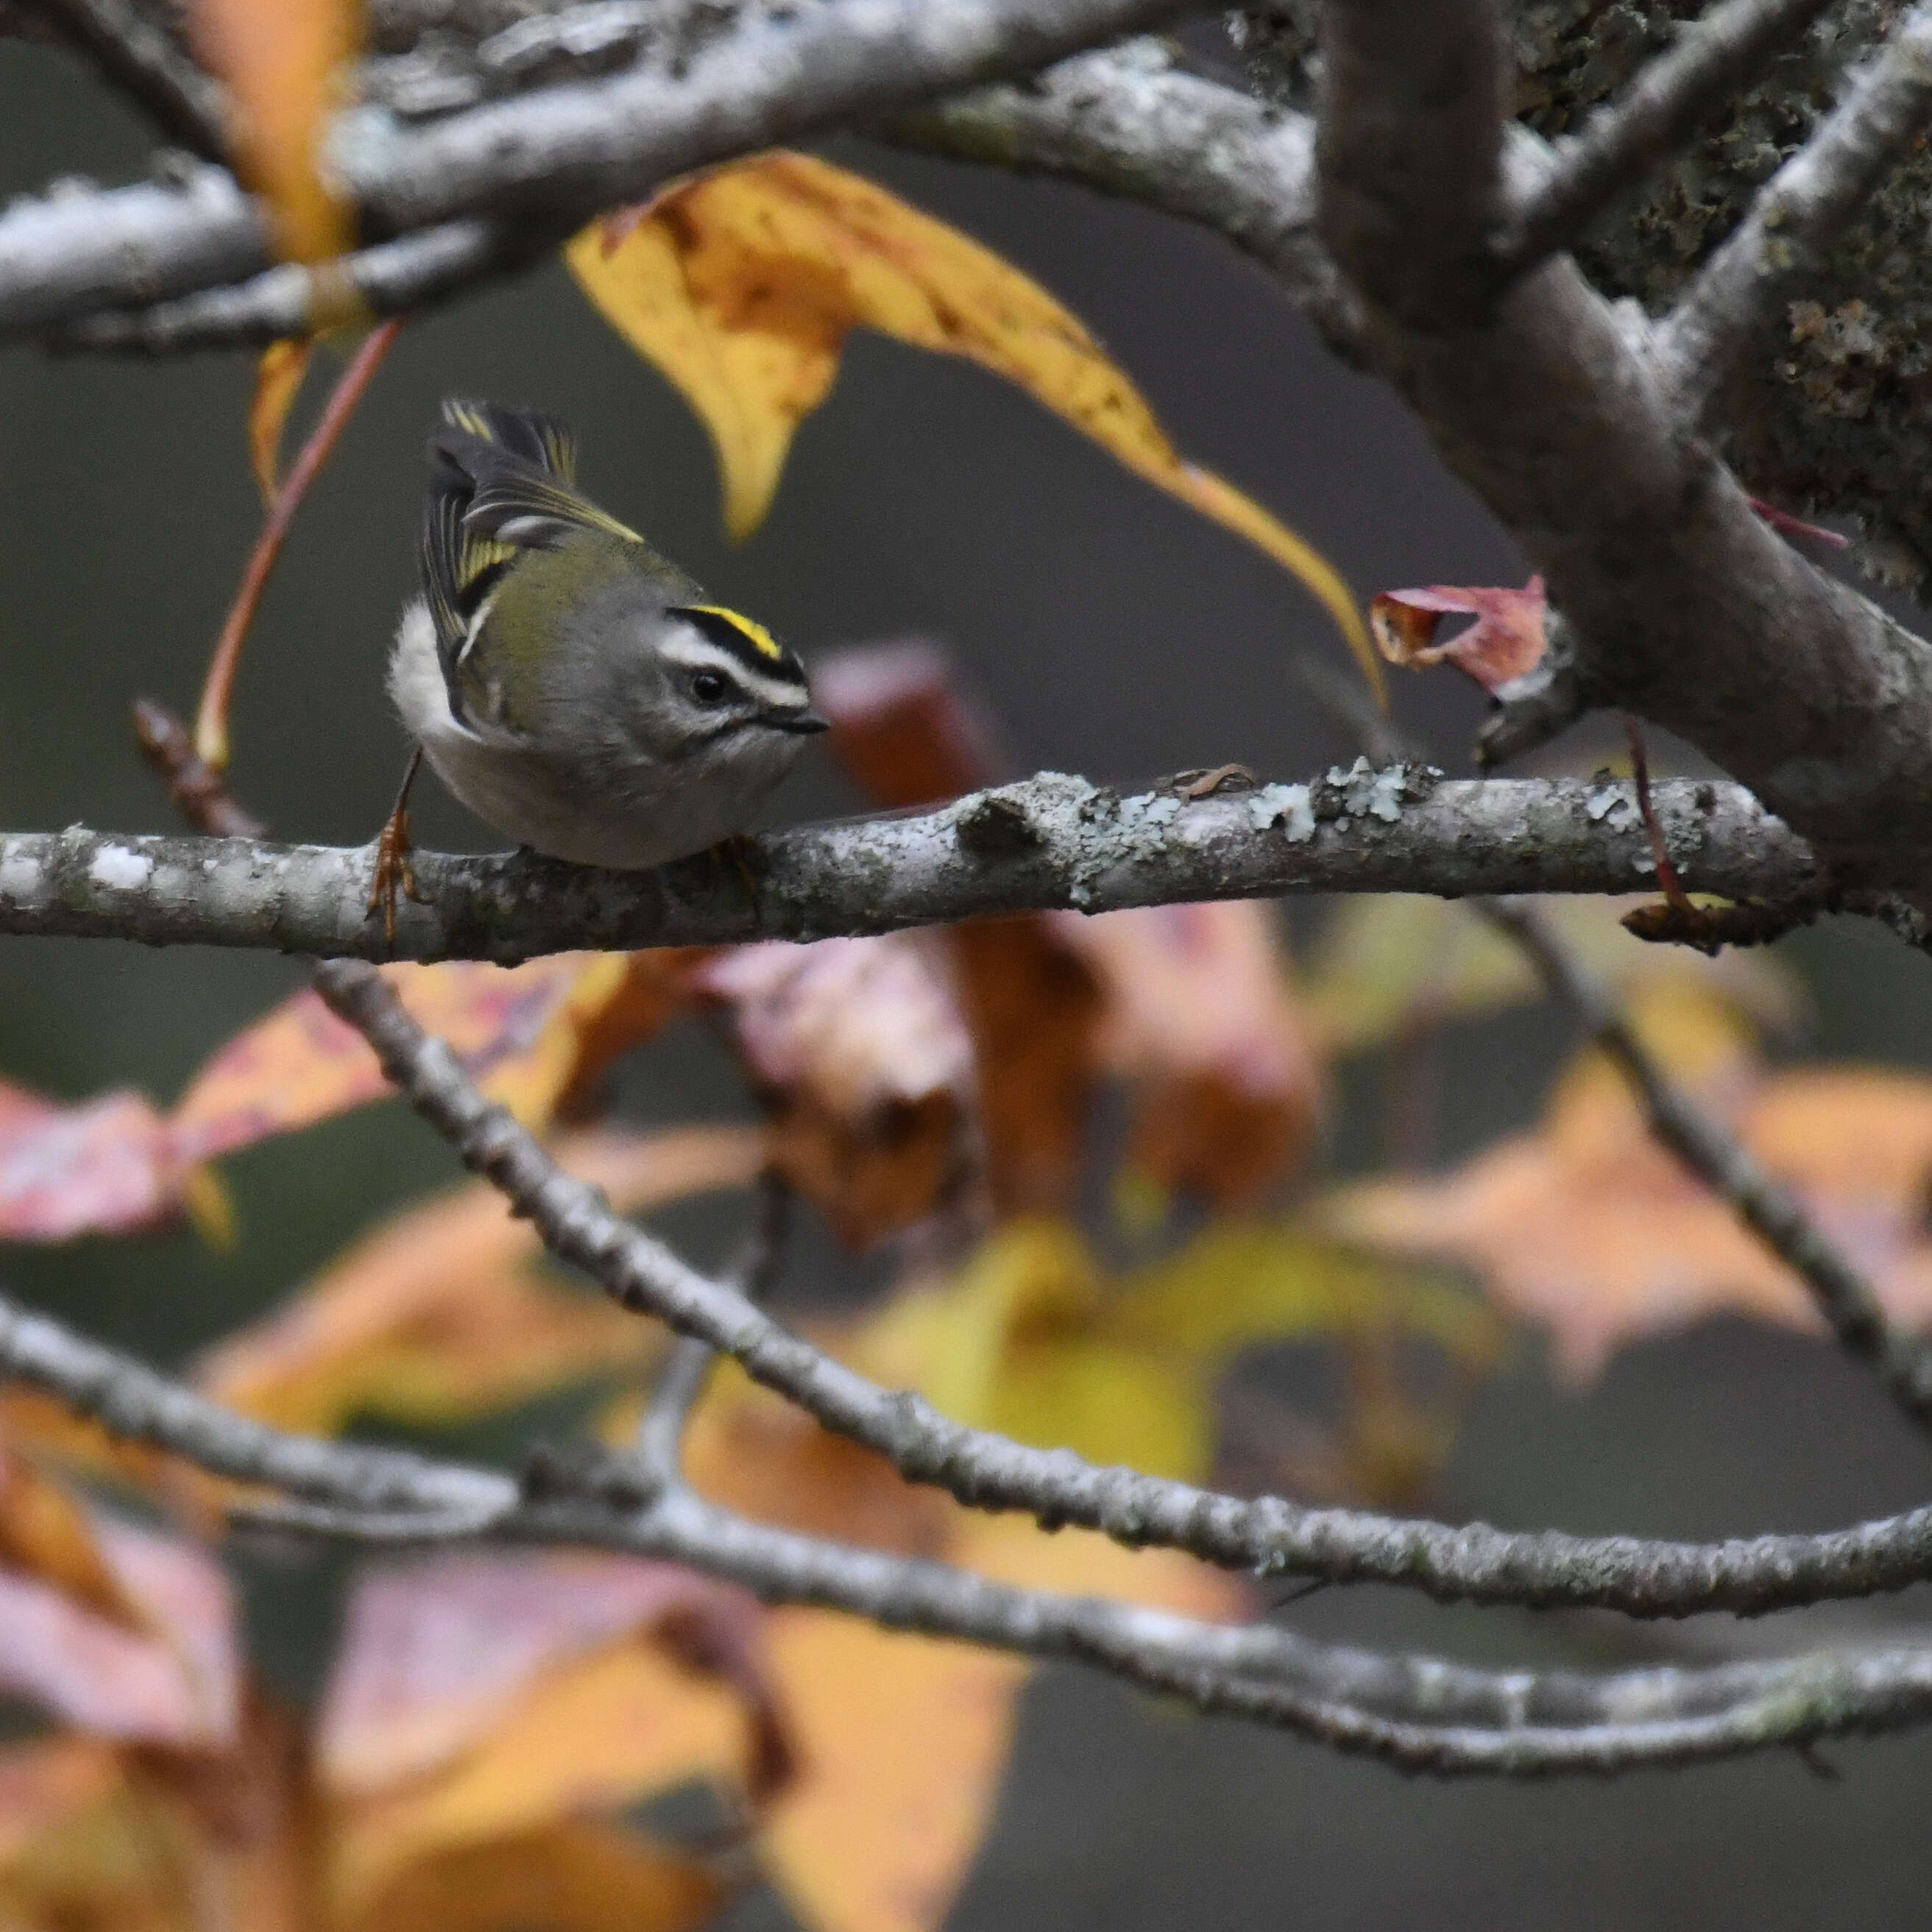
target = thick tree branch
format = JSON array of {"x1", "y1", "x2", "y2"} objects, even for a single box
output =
[
  {"x1": 905, "y1": 46, "x2": 1932, "y2": 872},
  {"x1": 1495, "y1": 0, "x2": 1839, "y2": 276},
  {"x1": 0, "y1": 773, "x2": 1825, "y2": 960},
  {"x1": 0, "y1": 0, "x2": 1200, "y2": 333},
  {"x1": 1313, "y1": 0, "x2": 1507, "y2": 329},
  {"x1": 1660, "y1": 1, "x2": 1932, "y2": 421}
]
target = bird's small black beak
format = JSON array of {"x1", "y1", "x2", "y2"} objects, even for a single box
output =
[{"x1": 771, "y1": 707, "x2": 832, "y2": 735}]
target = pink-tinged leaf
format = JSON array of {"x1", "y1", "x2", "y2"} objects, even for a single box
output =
[
  {"x1": 1370, "y1": 576, "x2": 1548, "y2": 693},
  {"x1": 0, "y1": 1081, "x2": 175, "y2": 1242},
  {"x1": 319, "y1": 1551, "x2": 788, "y2": 1800},
  {"x1": 696, "y1": 938, "x2": 975, "y2": 1245},
  {"x1": 0, "y1": 1513, "x2": 238, "y2": 1749},
  {"x1": 1747, "y1": 497, "x2": 1849, "y2": 550}
]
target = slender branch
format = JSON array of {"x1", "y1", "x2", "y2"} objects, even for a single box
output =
[
  {"x1": 1495, "y1": 0, "x2": 1839, "y2": 275},
  {"x1": 13, "y1": 1279, "x2": 1932, "y2": 1777},
  {"x1": 0, "y1": 772, "x2": 1827, "y2": 960},
  {"x1": 21, "y1": 0, "x2": 226, "y2": 158},
  {"x1": 636, "y1": 1172, "x2": 791, "y2": 1482},
  {"x1": 1313, "y1": 0, "x2": 1509, "y2": 328},
  {"x1": 52, "y1": 219, "x2": 521, "y2": 354},
  {"x1": 1660, "y1": 1, "x2": 1932, "y2": 419},
  {"x1": 195, "y1": 319, "x2": 403, "y2": 770},
  {"x1": 299, "y1": 954, "x2": 1932, "y2": 1618},
  {"x1": 1491, "y1": 896, "x2": 1932, "y2": 1432},
  {"x1": 0, "y1": 0, "x2": 1203, "y2": 335}
]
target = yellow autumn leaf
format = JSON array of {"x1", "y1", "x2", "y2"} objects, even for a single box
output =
[
  {"x1": 250, "y1": 338, "x2": 312, "y2": 505},
  {"x1": 188, "y1": 0, "x2": 362, "y2": 263},
  {"x1": 567, "y1": 151, "x2": 1380, "y2": 699}
]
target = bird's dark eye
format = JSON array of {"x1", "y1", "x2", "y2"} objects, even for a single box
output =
[{"x1": 690, "y1": 670, "x2": 731, "y2": 706}]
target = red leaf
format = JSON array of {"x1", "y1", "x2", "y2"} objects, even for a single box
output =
[{"x1": 1370, "y1": 576, "x2": 1548, "y2": 693}]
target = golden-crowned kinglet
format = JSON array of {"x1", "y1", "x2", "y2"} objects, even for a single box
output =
[{"x1": 388, "y1": 399, "x2": 827, "y2": 871}]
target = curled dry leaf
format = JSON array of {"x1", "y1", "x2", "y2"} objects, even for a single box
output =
[
  {"x1": 197, "y1": 1126, "x2": 763, "y2": 1436},
  {"x1": 567, "y1": 151, "x2": 1378, "y2": 696},
  {"x1": 188, "y1": 0, "x2": 361, "y2": 263},
  {"x1": 1330, "y1": 983, "x2": 1932, "y2": 1377},
  {"x1": 696, "y1": 938, "x2": 975, "y2": 1245},
  {"x1": 1370, "y1": 576, "x2": 1548, "y2": 693}
]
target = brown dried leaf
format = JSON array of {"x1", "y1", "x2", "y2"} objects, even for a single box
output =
[
  {"x1": 697, "y1": 938, "x2": 974, "y2": 1244},
  {"x1": 188, "y1": 0, "x2": 361, "y2": 263},
  {"x1": 1072, "y1": 900, "x2": 1322, "y2": 1210},
  {"x1": 197, "y1": 1127, "x2": 760, "y2": 1435},
  {"x1": 567, "y1": 152, "x2": 1377, "y2": 696},
  {"x1": 1371, "y1": 576, "x2": 1548, "y2": 693}
]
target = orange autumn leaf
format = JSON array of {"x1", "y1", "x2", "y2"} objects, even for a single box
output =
[
  {"x1": 197, "y1": 1127, "x2": 762, "y2": 1436},
  {"x1": 170, "y1": 952, "x2": 689, "y2": 1165},
  {"x1": 325, "y1": 1556, "x2": 771, "y2": 1920},
  {"x1": 760, "y1": 1610, "x2": 1024, "y2": 1932},
  {"x1": 1371, "y1": 576, "x2": 1549, "y2": 693},
  {"x1": 250, "y1": 338, "x2": 312, "y2": 504},
  {"x1": 567, "y1": 151, "x2": 1378, "y2": 698},
  {"x1": 1330, "y1": 984, "x2": 1932, "y2": 1376},
  {"x1": 818, "y1": 641, "x2": 1320, "y2": 1217},
  {"x1": 188, "y1": 0, "x2": 361, "y2": 263},
  {"x1": 1073, "y1": 898, "x2": 1322, "y2": 1211},
  {"x1": 355, "y1": 1820, "x2": 725, "y2": 1932}
]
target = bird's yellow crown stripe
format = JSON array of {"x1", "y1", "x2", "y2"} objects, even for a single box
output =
[{"x1": 687, "y1": 603, "x2": 782, "y2": 660}]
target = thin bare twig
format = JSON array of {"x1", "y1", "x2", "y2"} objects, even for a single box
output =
[
  {"x1": 1491, "y1": 896, "x2": 1932, "y2": 1434},
  {"x1": 194, "y1": 319, "x2": 403, "y2": 771}
]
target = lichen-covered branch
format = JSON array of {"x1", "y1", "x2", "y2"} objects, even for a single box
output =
[
  {"x1": 0, "y1": 771, "x2": 1825, "y2": 961},
  {"x1": 1660, "y1": 1, "x2": 1932, "y2": 419},
  {"x1": 1497, "y1": 0, "x2": 1839, "y2": 275},
  {"x1": 0, "y1": 0, "x2": 1199, "y2": 333}
]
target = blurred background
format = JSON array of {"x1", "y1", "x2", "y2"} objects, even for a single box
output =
[{"x1": 5, "y1": 26, "x2": 1932, "y2": 1930}]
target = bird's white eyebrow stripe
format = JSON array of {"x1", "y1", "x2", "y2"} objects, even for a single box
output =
[{"x1": 659, "y1": 626, "x2": 812, "y2": 708}]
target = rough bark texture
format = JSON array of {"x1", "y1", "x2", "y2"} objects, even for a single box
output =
[{"x1": 1236, "y1": 1, "x2": 1932, "y2": 588}]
